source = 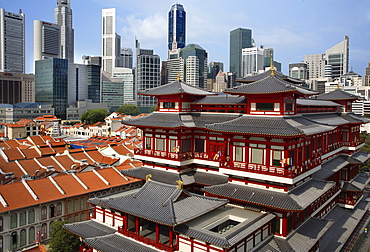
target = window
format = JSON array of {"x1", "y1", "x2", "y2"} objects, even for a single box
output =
[
  {"x1": 74, "y1": 199, "x2": 79, "y2": 212},
  {"x1": 81, "y1": 213, "x2": 86, "y2": 221},
  {"x1": 256, "y1": 103, "x2": 274, "y2": 111},
  {"x1": 195, "y1": 139, "x2": 205, "y2": 152},
  {"x1": 49, "y1": 221, "x2": 54, "y2": 234},
  {"x1": 74, "y1": 215, "x2": 79, "y2": 222},
  {"x1": 169, "y1": 139, "x2": 177, "y2": 153},
  {"x1": 273, "y1": 150, "x2": 282, "y2": 166},
  {"x1": 0, "y1": 217, "x2": 3, "y2": 232},
  {"x1": 163, "y1": 102, "x2": 175, "y2": 108},
  {"x1": 67, "y1": 200, "x2": 72, "y2": 214},
  {"x1": 145, "y1": 137, "x2": 152, "y2": 150},
  {"x1": 28, "y1": 209, "x2": 35, "y2": 224},
  {"x1": 10, "y1": 213, "x2": 17, "y2": 228},
  {"x1": 20, "y1": 229, "x2": 26, "y2": 247},
  {"x1": 235, "y1": 146, "x2": 244, "y2": 162},
  {"x1": 41, "y1": 206, "x2": 47, "y2": 220},
  {"x1": 210, "y1": 219, "x2": 240, "y2": 234},
  {"x1": 56, "y1": 203, "x2": 62, "y2": 216},
  {"x1": 10, "y1": 232, "x2": 17, "y2": 250},
  {"x1": 0, "y1": 235, "x2": 3, "y2": 252},
  {"x1": 155, "y1": 138, "x2": 165, "y2": 151},
  {"x1": 251, "y1": 148, "x2": 263, "y2": 164},
  {"x1": 19, "y1": 211, "x2": 26, "y2": 226},
  {"x1": 29, "y1": 227, "x2": 35, "y2": 245},
  {"x1": 285, "y1": 103, "x2": 293, "y2": 111},
  {"x1": 41, "y1": 223, "x2": 47, "y2": 240},
  {"x1": 50, "y1": 204, "x2": 55, "y2": 218},
  {"x1": 80, "y1": 197, "x2": 85, "y2": 210}
]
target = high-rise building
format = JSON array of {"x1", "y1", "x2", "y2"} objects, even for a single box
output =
[
  {"x1": 365, "y1": 62, "x2": 370, "y2": 86},
  {"x1": 181, "y1": 44, "x2": 207, "y2": 88},
  {"x1": 208, "y1": 62, "x2": 224, "y2": 79},
  {"x1": 35, "y1": 58, "x2": 68, "y2": 119},
  {"x1": 102, "y1": 8, "x2": 121, "y2": 74},
  {"x1": 241, "y1": 47, "x2": 264, "y2": 76},
  {"x1": 135, "y1": 39, "x2": 160, "y2": 111},
  {"x1": 54, "y1": 0, "x2": 74, "y2": 63},
  {"x1": 34, "y1": 20, "x2": 61, "y2": 61},
  {"x1": 325, "y1": 36, "x2": 349, "y2": 79},
  {"x1": 289, "y1": 63, "x2": 308, "y2": 80},
  {"x1": 304, "y1": 54, "x2": 326, "y2": 80},
  {"x1": 120, "y1": 48, "x2": 133, "y2": 69},
  {"x1": 0, "y1": 9, "x2": 25, "y2": 73},
  {"x1": 168, "y1": 3, "x2": 186, "y2": 50},
  {"x1": 167, "y1": 48, "x2": 183, "y2": 83},
  {"x1": 160, "y1": 61, "x2": 168, "y2": 85},
  {"x1": 81, "y1": 55, "x2": 102, "y2": 66},
  {"x1": 0, "y1": 72, "x2": 35, "y2": 104},
  {"x1": 229, "y1": 28, "x2": 252, "y2": 78}
]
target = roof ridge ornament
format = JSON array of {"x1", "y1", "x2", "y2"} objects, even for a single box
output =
[
  {"x1": 176, "y1": 180, "x2": 183, "y2": 189},
  {"x1": 270, "y1": 52, "x2": 275, "y2": 76},
  {"x1": 146, "y1": 174, "x2": 152, "y2": 181},
  {"x1": 177, "y1": 72, "x2": 181, "y2": 81}
]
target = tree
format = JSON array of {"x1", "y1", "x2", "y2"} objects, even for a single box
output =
[
  {"x1": 80, "y1": 108, "x2": 109, "y2": 125},
  {"x1": 150, "y1": 105, "x2": 158, "y2": 113},
  {"x1": 116, "y1": 104, "x2": 140, "y2": 115},
  {"x1": 49, "y1": 221, "x2": 80, "y2": 252}
]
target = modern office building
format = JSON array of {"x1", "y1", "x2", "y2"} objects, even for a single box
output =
[
  {"x1": 208, "y1": 61, "x2": 224, "y2": 80},
  {"x1": 112, "y1": 67, "x2": 135, "y2": 105},
  {"x1": 229, "y1": 28, "x2": 252, "y2": 78},
  {"x1": 168, "y1": 3, "x2": 186, "y2": 50},
  {"x1": 34, "y1": 20, "x2": 61, "y2": 61},
  {"x1": 365, "y1": 62, "x2": 370, "y2": 86},
  {"x1": 167, "y1": 48, "x2": 183, "y2": 83},
  {"x1": 54, "y1": 0, "x2": 74, "y2": 63},
  {"x1": 160, "y1": 61, "x2": 168, "y2": 85},
  {"x1": 304, "y1": 54, "x2": 326, "y2": 80},
  {"x1": 241, "y1": 46, "x2": 264, "y2": 76},
  {"x1": 325, "y1": 36, "x2": 349, "y2": 79},
  {"x1": 0, "y1": 72, "x2": 35, "y2": 104},
  {"x1": 81, "y1": 55, "x2": 102, "y2": 66},
  {"x1": 289, "y1": 63, "x2": 308, "y2": 80},
  {"x1": 68, "y1": 63, "x2": 89, "y2": 105},
  {"x1": 0, "y1": 103, "x2": 54, "y2": 124},
  {"x1": 0, "y1": 8, "x2": 25, "y2": 73},
  {"x1": 181, "y1": 44, "x2": 207, "y2": 88},
  {"x1": 35, "y1": 58, "x2": 68, "y2": 119},
  {"x1": 102, "y1": 8, "x2": 121, "y2": 74},
  {"x1": 121, "y1": 48, "x2": 133, "y2": 69},
  {"x1": 135, "y1": 40, "x2": 160, "y2": 111}
]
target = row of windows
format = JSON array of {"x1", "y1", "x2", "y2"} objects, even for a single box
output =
[{"x1": 67, "y1": 197, "x2": 86, "y2": 214}]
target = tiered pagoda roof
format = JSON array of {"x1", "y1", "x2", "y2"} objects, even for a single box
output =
[
  {"x1": 138, "y1": 79, "x2": 215, "y2": 96},
  {"x1": 315, "y1": 88, "x2": 360, "y2": 101},
  {"x1": 90, "y1": 180, "x2": 227, "y2": 226},
  {"x1": 225, "y1": 75, "x2": 317, "y2": 96},
  {"x1": 237, "y1": 69, "x2": 304, "y2": 85}
]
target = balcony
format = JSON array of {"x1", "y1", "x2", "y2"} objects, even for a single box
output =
[{"x1": 118, "y1": 227, "x2": 173, "y2": 252}]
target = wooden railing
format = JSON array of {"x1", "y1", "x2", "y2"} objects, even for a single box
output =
[{"x1": 118, "y1": 227, "x2": 173, "y2": 252}]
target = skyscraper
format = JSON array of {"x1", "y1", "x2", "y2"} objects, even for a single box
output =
[
  {"x1": 0, "y1": 8, "x2": 25, "y2": 73},
  {"x1": 181, "y1": 44, "x2": 207, "y2": 88},
  {"x1": 34, "y1": 20, "x2": 61, "y2": 61},
  {"x1": 120, "y1": 48, "x2": 133, "y2": 69},
  {"x1": 325, "y1": 36, "x2": 349, "y2": 79},
  {"x1": 365, "y1": 62, "x2": 370, "y2": 86},
  {"x1": 241, "y1": 47, "x2": 264, "y2": 76},
  {"x1": 102, "y1": 8, "x2": 122, "y2": 74},
  {"x1": 168, "y1": 3, "x2": 186, "y2": 50},
  {"x1": 54, "y1": 0, "x2": 74, "y2": 63},
  {"x1": 229, "y1": 28, "x2": 252, "y2": 78}
]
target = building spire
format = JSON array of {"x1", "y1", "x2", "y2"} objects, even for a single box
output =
[{"x1": 270, "y1": 53, "x2": 275, "y2": 76}]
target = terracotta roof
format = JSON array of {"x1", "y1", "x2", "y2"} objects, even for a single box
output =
[
  {"x1": 17, "y1": 159, "x2": 45, "y2": 177},
  {"x1": 38, "y1": 146, "x2": 56, "y2": 156},
  {"x1": 36, "y1": 157, "x2": 64, "y2": 172},
  {"x1": 70, "y1": 152, "x2": 95, "y2": 164},
  {"x1": 5, "y1": 140, "x2": 20, "y2": 148},
  {"x1": 20, "y1": 149, "x2": 41, "y2": 159},
  {"x1": 28, "y1": 136, "x2": 45, "y2": 145},
  {"x1": 54, "y1": 155, "x2": 79, "y2": 170},
  {"x1": 0, "y1": 161, "x2": 26, "y2": 182},
  {"x1": 3, "y1": 148, "x2": 25, "y2": 161},
  {"x1": 85, "y1": 150, "x2": 119, "y2": 165},
  {"x1": 111, "y1": 145, "x2": 132, "y2": 155}
]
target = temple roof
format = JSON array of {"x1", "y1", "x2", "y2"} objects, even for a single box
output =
[
  {"x1": 174, "y1": 207, "x2": 275, "y2": 248},
  {"x1": 138, "y1": 80, "x2": 215, "y2": 96},
  {"x1": 193, "y1": 95, "x2": 247, "y2": 105},
  {"x1": 203, "y1": 179, "x2": 335, "y2": 211},
  {"x1": 259, "y1": 217, "x2": 334, "y2": 252},
  {"x1": 303, "y1": 113, "x2": 364, "y2": 126},
  {"x1": 313, "y1": 155, "x2": 349, "y2": 180},
  {"x1": 83, "y1": 234, "x2": 158, "y2": 252},
  {"x1": 352, "y1": 151, "x2": 370, "y2": 163},
  {"x1": 120, "y1": 167, "x2": 229, "y2": 186},
  {"x1": 237, "y1": 69, "x2": 304, "y2": 85},
  {"x1": 342, "y1": 173, "x2": 370, "y2": 192},
  {"x1": 63, "y1": 220, "x2": 116, "y2": 238},
  {"x1": 91, "y1": 180, "x2": 227, "y2": 226},
  {"x1": 315, "y1": 88, "x2": 359, "y2": 101},
  {"x1": 296, "y1": 98, "x2": 341, "y2": 107},
  {"x1": 226, "y1": 75, "x2": 317, "y2": 96}
]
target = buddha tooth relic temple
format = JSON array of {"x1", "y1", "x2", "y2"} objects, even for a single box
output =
[{"x1": 65, "y1": 70, "x2": 370, "y2": 252}]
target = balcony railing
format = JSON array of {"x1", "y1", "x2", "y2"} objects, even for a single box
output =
[{"x1": 118, "y1": 227, "x2": 173, "y2": 252}]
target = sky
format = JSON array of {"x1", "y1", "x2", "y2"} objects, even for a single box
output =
[{"x1": 2, "y1": 0, "x2": 370, "y2": 76}]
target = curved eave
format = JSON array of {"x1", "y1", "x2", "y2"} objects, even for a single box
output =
[
  {"x1": 224, "y1": 89, "x2": 296, "y2": 95},
  {"x1": 207, "y1": 128, "x2": 304, "y2": 138},
  {"x1": 322, "y1": 98, "x2": 359, "y2": 101},
  {"x1": 138, "y1": 91, "x2": 213, "y2": 97}
]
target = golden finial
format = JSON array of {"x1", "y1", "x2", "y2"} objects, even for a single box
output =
[
  {"x1": 176, "y1": 180, "x2": 183, "y2": 189},
  {"x1": 177, "y1": 72, "x2": 181, "y2": 81},
  {"x1": 146, "y1": 174, "x2": 152, "y2": 181},
  {"x1": 270, "y1": 52, "x2": 275, "y2": 76}
]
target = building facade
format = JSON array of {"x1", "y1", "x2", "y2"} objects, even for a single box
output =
[
  {"x1": 54, "y1": 0, "x2": 74, "y2": 63},
  {"x1": 304, "y1": 53, "x2": 326, "y2": 80},
  {"x1": 365, "y1": 62, "x2": 370, "y2": 86},
  {"x1": 34, "y1": 20, "x2": 61, "y2": 61},
  {"x1": 181, "y1": 44, "x2": 207, "y2": 88},
  {"x1": 229, "y1": 28, "x2": 252, "y2": 78},
  {"x1": 35, "y1": 58, "x2": 68, "y2": 119},
  {"x1": 325, "y1": 36, "x2": 349, "y2": 79},
  {"x1": 168, "y1": 3, "x2": 186, "y2": 50},
  {"x1": 0, "y1": 72, "x2": 35, "y2": 104},
  {"x1": 241, "y1": 46, "x2": 264, "y2": 77},
  {"x1": 102, "y1": 8, "x2": 121, "y2": 74},
  {"x1": 289, "y1": 62, "x2": 308, "y2": 80},
  {"x1": 120, "y1": 48, "x2": 133, "y2": 69},
  {"x1": 0, "y1": 9, "x2": 25, "y2": 73}
]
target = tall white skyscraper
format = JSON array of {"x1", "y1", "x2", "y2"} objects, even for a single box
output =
[
  {"x1": 241, "y1": 47, "x2": 264, "y2": 77},
  {"x1": 54, "y1": 0, "x2": 74, "y2": 63},
  {"x1": 34, "y1": 20, "x2": 61, "y2": 61},
  {"x1": 304, "y1": 54, "x2": 326, "y2": 79},
  {"x1": 0, "y1": 8, "x2": 25, "y2": 73},
  {"x1": 325, "y1": 36, "x2": 349, "y2": 79},
  {"x1": 102, "y1": 8, "x2": 121, "y2": 74}
]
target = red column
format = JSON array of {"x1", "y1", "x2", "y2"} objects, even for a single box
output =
[
  {"x1": 135, "y1": 217, "x2": 139, "y2": 234},
  {"x1": 169, "y1": 227, "x2": 174, "y2": 247},
  {"x1": 102, "y1": 208, "x2": 105, "y2": 223},
  {"x1": 123, "y1": 213, "x2": 127, "y2": 230},
  {"x1": 156, "y1": 223, "x2": 160, "y2": 242}
]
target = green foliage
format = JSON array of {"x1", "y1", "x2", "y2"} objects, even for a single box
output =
[
  {"x1": 150, "y1": 105, "x2": 158, "y2": 113},
  {"x1": 49, "y1": 221, "x2": 80, "y2": 252},
  {"x1": 80, "y1": 108, "x2": 109, "y2": 125},
  {"x1": 360, "y1": 133, "x2": 370, "y2": 171},
  {"x1": 116, "y1": 104, "x2": 140, "y2": 115}
]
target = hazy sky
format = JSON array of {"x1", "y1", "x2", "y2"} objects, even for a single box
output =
[{"x1": 2, "y1": 0, "x2": 370, "y2": 75}]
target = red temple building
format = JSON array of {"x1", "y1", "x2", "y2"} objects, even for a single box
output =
[{"x1": 64, "y1": 70, "x2": 370, "y2": 252}]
